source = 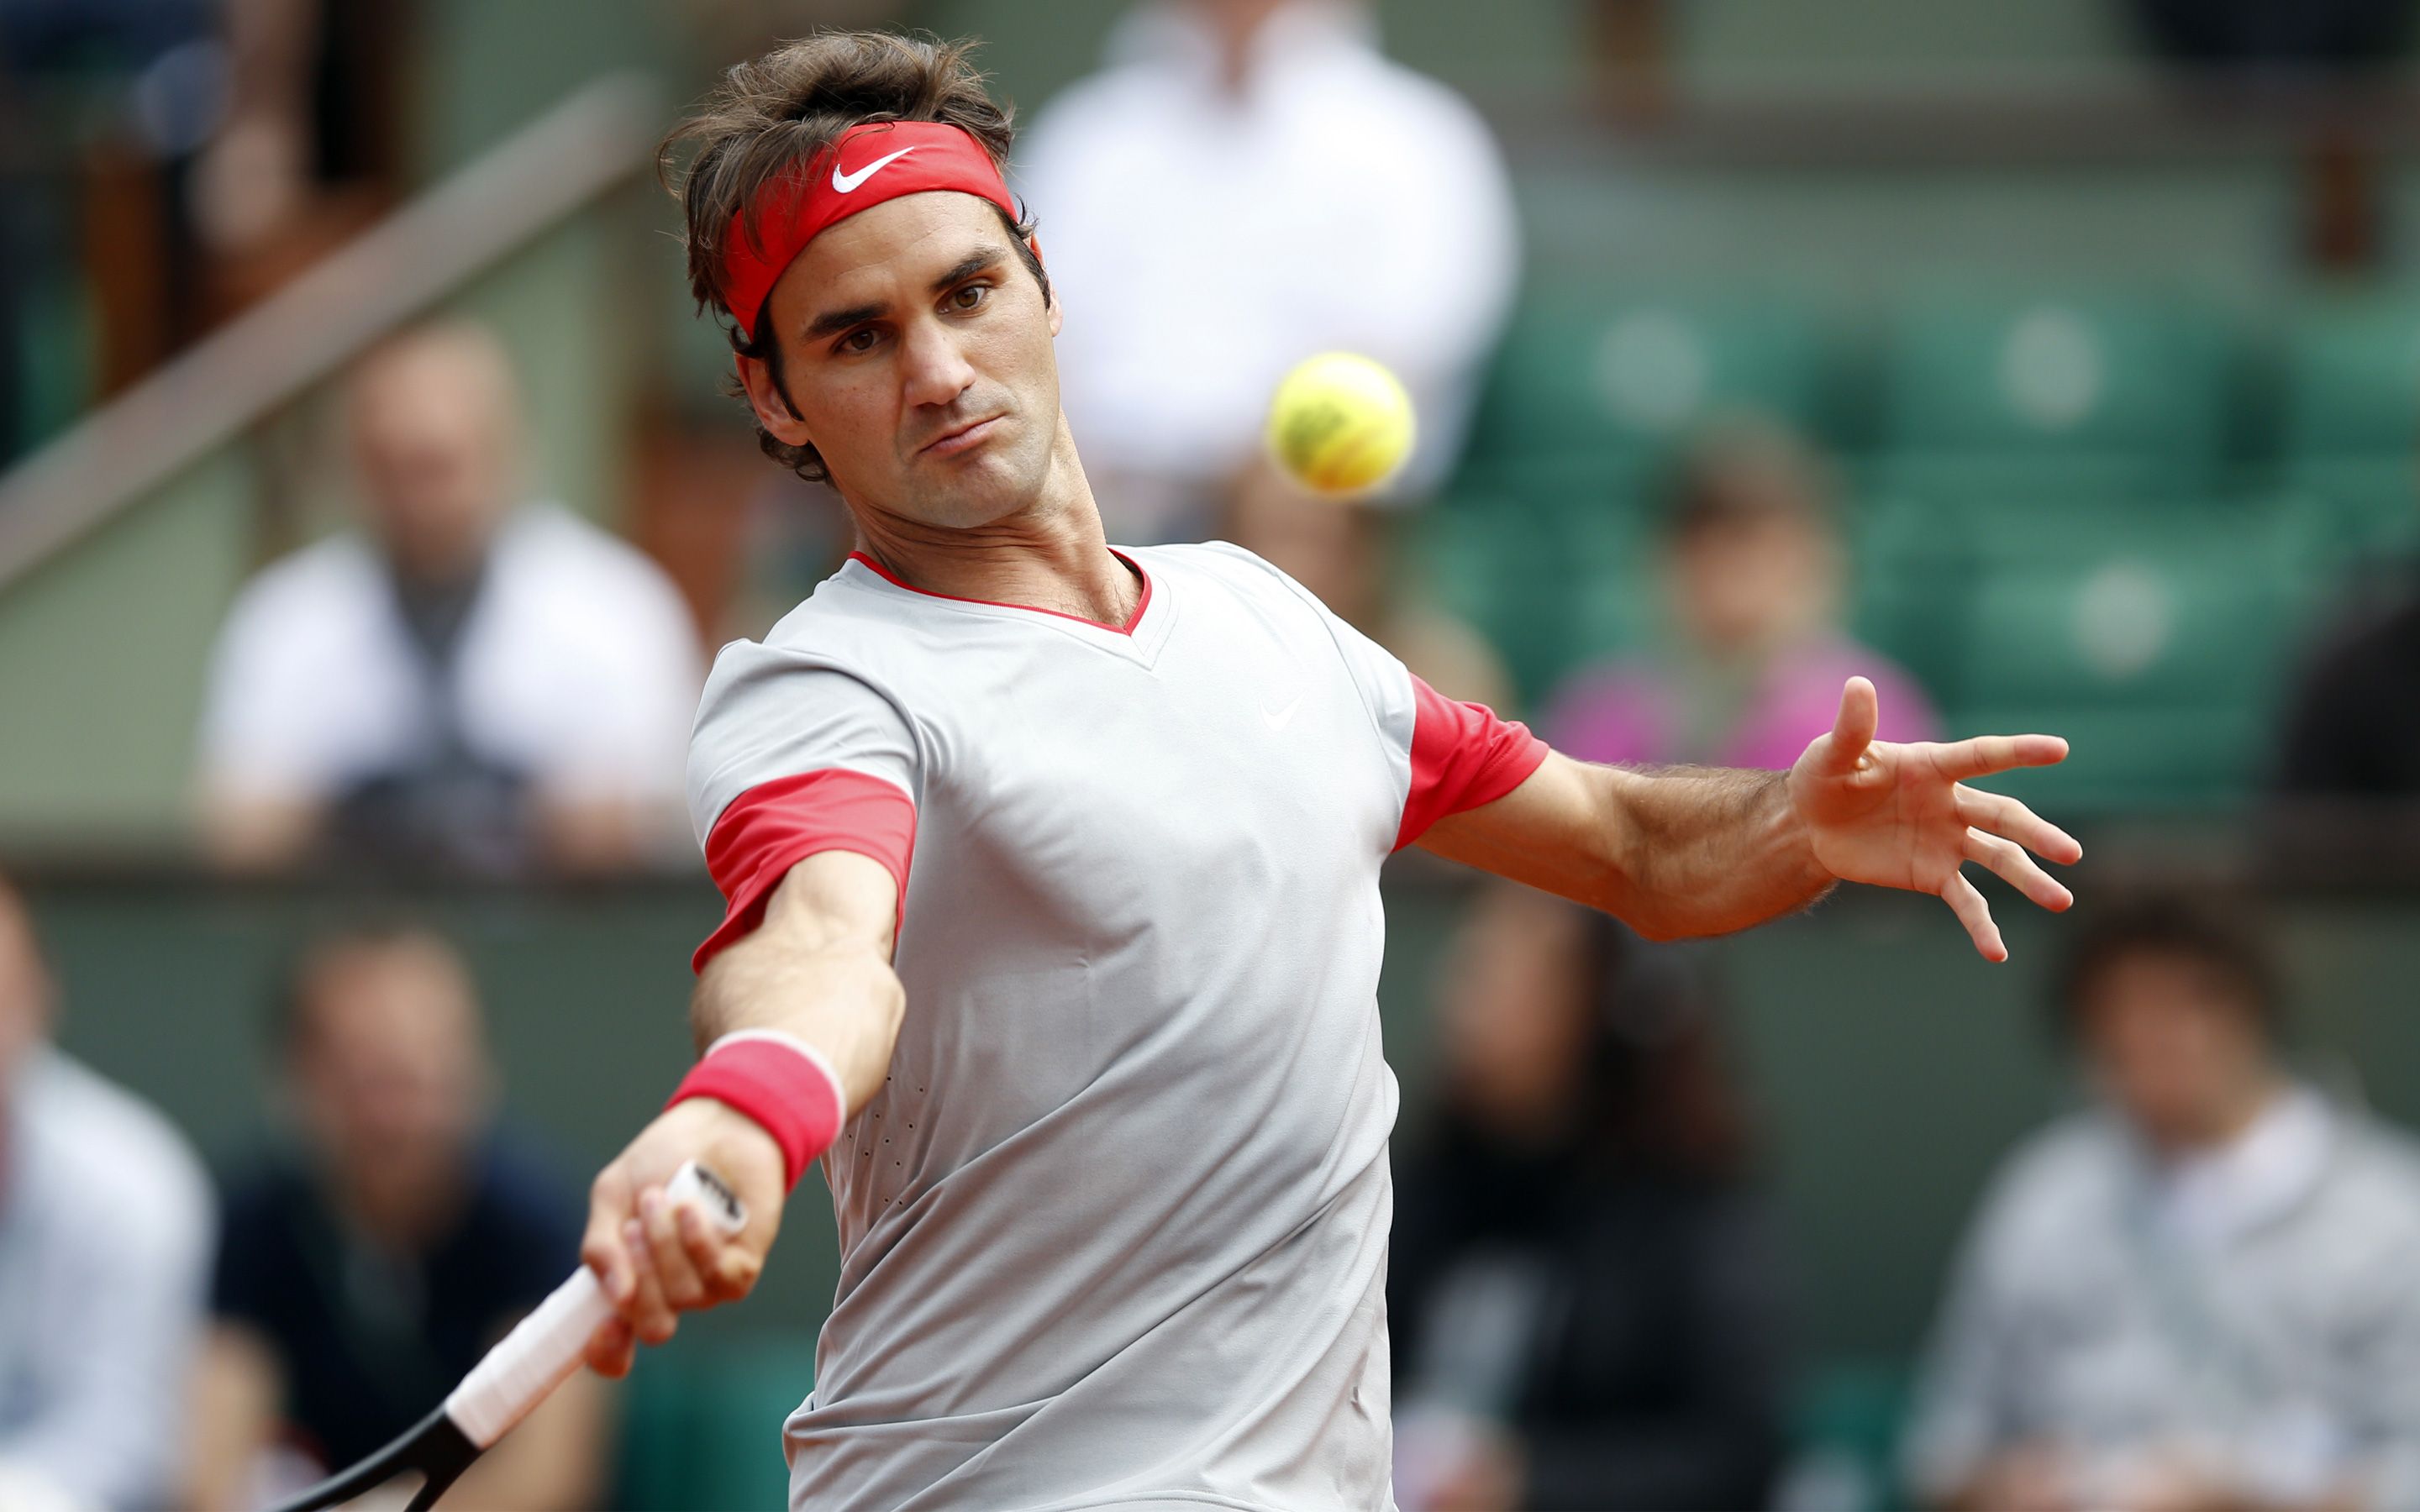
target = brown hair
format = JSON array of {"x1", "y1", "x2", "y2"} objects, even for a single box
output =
[
  {"x1": 2053, "y1": 892, "x2": 2283, "y2": 1042},
  {"x1": 659, "y1": 31, "x2": 1050, "y2": 484},
  {"x1": 1661, "y1": 411, "x2": 1837, "y2": 539}
]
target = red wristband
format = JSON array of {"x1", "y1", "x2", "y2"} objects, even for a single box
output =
[{"x1": 666, "y1": 1033, "x2": 847, "y2": 1189}]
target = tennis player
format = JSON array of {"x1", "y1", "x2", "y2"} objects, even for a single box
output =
[{"x1": 580, "y1": 31, "x2": 2081, "y2": 1511}]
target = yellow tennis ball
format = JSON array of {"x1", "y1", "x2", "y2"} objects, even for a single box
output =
[{"x1": 1265, "y1": 353, "x2": 1418, "y2": 496}]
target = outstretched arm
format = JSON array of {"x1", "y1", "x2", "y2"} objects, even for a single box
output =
[
  {"x1": 1418, "y1": 677, "x2": 2081, "y2": 960},
  {"x1": 578, "y1": 849, "x2": 903, "y2": 1375}
]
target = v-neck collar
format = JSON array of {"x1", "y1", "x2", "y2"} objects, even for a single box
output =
[{"x1": 841, "y1": 548, "x2": 1176, "y2": 665}]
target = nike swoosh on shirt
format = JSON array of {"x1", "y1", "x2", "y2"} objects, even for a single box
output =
[
  {"x1": 1260, "y1": 695, "x2": 1303, "y2": 732},
  {"x1": 831, "y1": 146, "x2": 921, "y2": 193}
]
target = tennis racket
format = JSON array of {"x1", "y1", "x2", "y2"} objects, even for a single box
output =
[{"x1": 266, "y1": 1160, "x2": 747, "y2": 1512}]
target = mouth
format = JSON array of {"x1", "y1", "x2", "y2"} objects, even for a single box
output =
[{"x1": 919, "y1": 414, "x2": 1005, "y2": 459}]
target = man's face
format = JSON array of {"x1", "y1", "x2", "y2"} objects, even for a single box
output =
[
  {"x1": 2079, "y1": 952, "x2": 2271, "y2": 1149},
  {"x1": 1671, "y1": 511, "x2": 1839, "y2": 656},
  {"x1": 291, "y1": 942, "x2": 488, "y2": 1184},
  {"x1": 740, "y1": 192, "x2": 1065, "y2": 531},
  {"x1": 348, "y1": 340, "x2": 517, "y2": 582}
]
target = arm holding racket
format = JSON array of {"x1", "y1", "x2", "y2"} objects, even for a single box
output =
[{"x1": 581, "y1": 850, "x2": 904, "y2": 1377}]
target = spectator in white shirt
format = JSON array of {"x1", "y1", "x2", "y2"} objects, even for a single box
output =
[
  {"x1": 1907, "y1": 896, "x2": 2420, "y2": 1512},
  {"x1": 1017, "y1": 0, "x2": 1521, "y2": 543},
  {"x1": 197, "y1": 321, "x2": 703, "y2": 877},
  {"x1": 0, "y1": 872, "x2": 213, "y2": 1512}
]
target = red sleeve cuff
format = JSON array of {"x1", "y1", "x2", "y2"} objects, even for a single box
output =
[
  {"x1": 1394, "y1": 675, "x2": 1550, "y2": 851},
  {"x1": 694, "y1": 769, "x2": 918, "y2": 973}
]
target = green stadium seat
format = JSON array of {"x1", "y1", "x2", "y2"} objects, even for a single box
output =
[
  {"x1": 2280, "y1": 289, "x2": 2420, "y2": 460},
  {"x1": 1860, "y1": 452, "x2": 2193, "y2": 510},
  {"x1": 1849, "y1": 491, "x2": 1975, "y2": 706},
  {"x1": 1940, "y1": 499, "x2": 2314, "y2": 813},
  {"x1": 1465, "y1": 288, "x2": 1831, "y2": 466},
  {"x1": 1958, "y1": 703, "x2": 2271, "y2": 814},
  {"x1": 1845, "y1": 460, "x2": 2251, "y2": 707},
  {"x1": 1878, "y1": 291, "x2": 2234, "y2": 481}
]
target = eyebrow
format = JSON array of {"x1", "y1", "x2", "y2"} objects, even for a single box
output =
[
  {"x1": 798, "y1": 245, "x2": 1012, "y2": 343},
  {"x1": 929, "y1": 247, "x2": 1007, "y2": 294}
]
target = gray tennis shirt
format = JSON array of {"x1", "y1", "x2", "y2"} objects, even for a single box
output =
[{"x1": 685, "y1": 542, "x2": 1545, "y2": 1512}]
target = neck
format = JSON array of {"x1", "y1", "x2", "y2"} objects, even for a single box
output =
[
  {"x1": 851, "y1": 419, "x2": 1141, "y2": 627},
  {"x1": 334, "y1": 1152, "x2": 468, "y2": 1251}
]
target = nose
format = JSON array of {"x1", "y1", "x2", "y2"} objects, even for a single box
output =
[{"x1": 898, "y1": 314, "x2": 977, "y2": 413}]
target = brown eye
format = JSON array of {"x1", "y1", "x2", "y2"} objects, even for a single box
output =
[
  {"x1": 950, "y1": 285, "x2": 988, "y2": 312},
  {"x1": 841, "y1": 329, "x2": 878, "y2": 354}
]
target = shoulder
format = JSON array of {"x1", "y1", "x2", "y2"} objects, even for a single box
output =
[
  {"x1": 698, "y1": 582, "x2": 910, "y2": 715},
  {"x1": 1020, "y1": 66, "x2": 1159, "y2": 167},
  {"x1": 495, "y1": 505, "x2": 690, "y2": 626},
  {"x1": 2322, "y1": 1108, "x2": 2420, "y2": 1232},
  {"x1": 1351, "y1": 53, "x2": 1498, "y2": 139},
  {"x1": 1965, "y1": 1110, "x2": 2126, "y2": 1254},
  {"x1": 219, "y1": 533, "x2": 380, "y2": 643},
  {"x1": 2298, "y1": 594, "x2": 2420, "y2": 698},
  {"x1": 19, "y1": 1053, "x2": 213, "y2": 1259},
  {"x1": 1141, "y1": 538, "x2": 1379, "y2": 641},
  {"x1": 1791, "y1": 637, "x2": 1942, "y2": 738},
  {"x1": 213, "y1": 1151, "x2": 310, "y2": 1235},
  {"x1": 1144, "y1": 539, "x2": 1318, "y2": 610}
]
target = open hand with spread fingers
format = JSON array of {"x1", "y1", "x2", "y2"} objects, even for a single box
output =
[{"x1": 1787, "y1": 676, "x2": 2083, "y2": 962}]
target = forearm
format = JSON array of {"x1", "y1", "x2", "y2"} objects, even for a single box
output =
[
  {"x1": 687, "y1": 853, "x2": 905, "y2": 1108},
  {"x1": 1591, "y1": 764, "x2": 1834, "y2": 940},
  {"x1": 1418, "y1": 753, "x2": 1834, "y2": 941}
]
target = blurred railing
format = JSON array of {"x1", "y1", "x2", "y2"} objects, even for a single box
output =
[
  {"x1": 0, "y1": 72, "x2": 660, "y2": 588},
  {"x1": 0, "y1": 74, "x2": 663, "y2": 845}
]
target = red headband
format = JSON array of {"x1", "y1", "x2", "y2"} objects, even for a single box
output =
[{"x1": 718, "y1": 120, "x2": 1019, "y2": 342}]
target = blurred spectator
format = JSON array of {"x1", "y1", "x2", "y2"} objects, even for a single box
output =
[
  {"x1": 186, "y1": 923, "x2": 604, "y2": 1509},
  {"x1": 1225, "y1": 465, "x2": 1512, "y2": 707},
  {"x1": 1017, "y1": 0, "x2": 1520, "y2": 542},
  {"x1": 196, "y1": 321, "x2": 702, "y2": 879},
  {"x1": 1391, "y1": 882, "x2": 1789, "y2": 1512},
  {"x1": 0, "y1": 871, "x2": 212, "y2": 1512},
  {"x1": 1545, "y1": 417, "x2": 1939, "y2": 769},
  {"x1": 1906, "y1": 896, "x2": 2420, "y2": 1512},
  {"x1": 2270, "y1": 578, "x2": 2420, "y2": 874},
  {"x1": 190, "y1": 0, "x2": 415, "y2": 315}
]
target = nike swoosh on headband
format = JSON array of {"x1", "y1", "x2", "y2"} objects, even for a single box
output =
[{"x1": 832, "y1": 146, "x2": 921, "y2": 193}]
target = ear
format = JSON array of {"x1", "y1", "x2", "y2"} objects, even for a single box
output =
[{"x1": 734, "y1": 351, "x2": 816, "y2": 449}]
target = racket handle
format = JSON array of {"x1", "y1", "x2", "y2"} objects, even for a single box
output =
[{"x1": 443, "y1": 1160, "x2": 748, "y2": 1448}]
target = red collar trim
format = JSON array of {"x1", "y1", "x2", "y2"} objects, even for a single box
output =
[{"x1": 846, "y1": 550, "x2": 1154, "y2": 637}]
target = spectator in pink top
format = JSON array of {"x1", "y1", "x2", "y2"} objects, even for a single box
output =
[{"x1": 1547, "y1": 416, "x2": 1940, "y2": 769}]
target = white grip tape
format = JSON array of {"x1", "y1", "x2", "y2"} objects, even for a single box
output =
[{"x1": 443, "y1": 1160, "x2": 747, "y2": 1448}]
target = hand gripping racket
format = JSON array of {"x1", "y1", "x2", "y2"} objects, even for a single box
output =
[{"x1": 267, "y1": 1160, "x2": 747, "y2": 1512}]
